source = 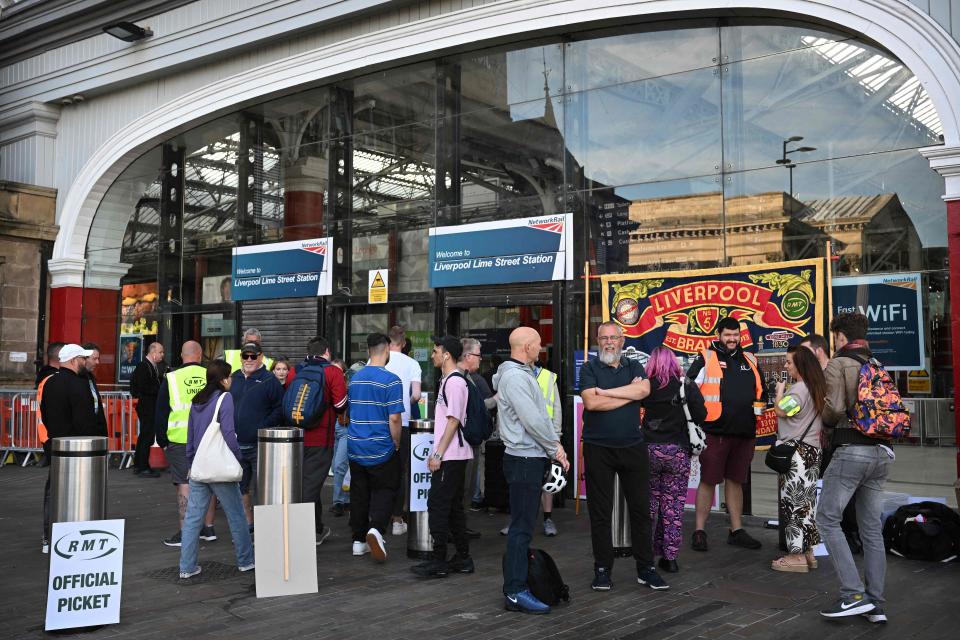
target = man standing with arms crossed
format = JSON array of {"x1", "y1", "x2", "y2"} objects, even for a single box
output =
[
  {"x1": 157, "y1": 340, "x2": 217, "y2": 547},
  {"x1": 493, "y1": 327, "x2": 569, "y2": 614},
  {"x1": 580, "y1": 322, "x2": 666, "y2": 592},
  {"x1": 687, "y1": 317, "x2": 765, "y2": 553}
]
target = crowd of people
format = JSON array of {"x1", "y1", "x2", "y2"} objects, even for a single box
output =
[{"x1": 35, "y1": 311, "x2": 894, "y2": 623}]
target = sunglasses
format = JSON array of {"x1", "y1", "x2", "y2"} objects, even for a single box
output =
[{"x1": 241, "y1": 353, "x2": 259, "y2": 360}]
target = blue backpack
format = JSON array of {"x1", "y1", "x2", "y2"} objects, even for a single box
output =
[
  {"x1": 440, "y1": 371, "x2": 494, "y2": 446},
  {"x1": 283, "y1": 363, "x2": 329, "y2": 429}
]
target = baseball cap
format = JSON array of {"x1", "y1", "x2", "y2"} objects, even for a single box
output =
[
  {"x1": 59, "y1": 344, "x2": 94, "y2": 361},
  {"x1": 241, "y1": 342, "x2": 262, "y2": 355},
  {"x1": 432, "y1": 335, "x2": 463, "y2": 360}
]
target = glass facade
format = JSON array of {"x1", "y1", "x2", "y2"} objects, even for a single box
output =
[{"x1": 88, "y1": 17, "x2": 948, "y2": 417}]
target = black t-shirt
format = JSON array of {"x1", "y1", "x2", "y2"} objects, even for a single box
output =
[
  {"x1": 580, "y1": 356, "x2": 646, "y2": 448},
  {"x1": 642, "y1": 376, "x2": 707, "y2": 445}
]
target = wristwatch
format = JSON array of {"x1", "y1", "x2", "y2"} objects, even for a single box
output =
[{"x1": 431, "y1": 452, "x2": 442, "y2": 461}]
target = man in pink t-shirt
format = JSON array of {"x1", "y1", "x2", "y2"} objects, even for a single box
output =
[{"x1": 412, "y1": 335, "x2": 475, "y2": 579}]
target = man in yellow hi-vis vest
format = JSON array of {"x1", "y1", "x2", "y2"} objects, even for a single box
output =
[
  {"x1": 155, "y1": 340, "x2": 216, "y2": 547},
  {"x1": 225, "y1": 327, "x2": 275, "y2": 373},
  {"x1": 536, "y1": 365, "x2": 562, "y2": 537}
]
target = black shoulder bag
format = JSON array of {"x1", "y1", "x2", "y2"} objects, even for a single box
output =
[{"x1": 764, "y1": 415, "x2": 816, "y2": 475}]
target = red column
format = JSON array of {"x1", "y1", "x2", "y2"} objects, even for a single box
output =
[
  {"x1": 283, "y1": 190, "x2": 324, "y2": 241},
  {"x1": 48, "y1": 286, "x2": 119, "y2": 385},
  {"x1": 947, "y1": 200, "x2": 960, "y2": 476}
]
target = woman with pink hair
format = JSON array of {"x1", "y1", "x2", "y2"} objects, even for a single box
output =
[{"x1": 642, "y1": 347, "x2": 707, "y2": 573}]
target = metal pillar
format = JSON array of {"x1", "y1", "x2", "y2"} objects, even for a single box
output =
[
  {"x1": 407, "y1": 419, "x2": 433, "y2": 559},
  {"x1": 257, "y1": 428, "x2": 304, "y2": 505},
  {"x1": 158, "y1": 144, "x2": 186, "y2": 359},
  {"x1": 324, "y1": 86, "x2": 353, "y2": 352}
]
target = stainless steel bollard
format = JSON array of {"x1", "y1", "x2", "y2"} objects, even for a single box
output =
[
  {"x1": 407, "y1": 419, "x2": 433, "y2": 560},
  {"x1": 51, "y1": 436, "x2": 108, "y2": 524},
  {"x1": 611, "y1": 474, "x2": 632, "y2": 557},
  {"x1": 256, "y1": 427, "x2": 303, "y2": 505}
]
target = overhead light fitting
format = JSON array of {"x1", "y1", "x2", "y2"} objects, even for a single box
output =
[{"x1": 103, "y1": 21, "x2": 153, "y2": 42}]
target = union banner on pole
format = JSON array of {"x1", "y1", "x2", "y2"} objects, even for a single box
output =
[{"x1": 600, "y1": 259, "x2": 825, "y2": 360}]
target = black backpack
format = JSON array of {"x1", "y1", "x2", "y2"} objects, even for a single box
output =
[
  {"x1": 440, "y1": 371, "x2": 493, "y2": 446},
  {"x1": 526, "y1": 548, "x2": 570, "y2": 606},
  {"x1": 882, "y1": 501, "x2": 960, "y2": 562},
  {"x1": 282, "y1": 362, "x2": 329, "y2": 429}
]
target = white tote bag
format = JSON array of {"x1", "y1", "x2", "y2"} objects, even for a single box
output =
[{"x1": 189, "y1": 392, "x2": 243, "y2": 483}]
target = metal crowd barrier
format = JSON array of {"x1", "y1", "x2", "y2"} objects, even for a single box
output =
[{"x1": 0, "y1": 388, "x2": 139, "y2": 468}]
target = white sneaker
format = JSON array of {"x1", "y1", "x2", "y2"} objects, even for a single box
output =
[
  {"x1": 238, "y1": 563, "x2": 255, "y2": 572},
  {"x1": 352, "y1": 541, "x2": 370, "y2": 556},
  {"x1": 391, "y1": 520, "x2": 407, "y2": 536},
  {"x1": 366, "y1": 527, "x2": 387, "y2": 562},
  {"x1": 543, "y1": 518, "x2": 558, "y2": 537},
  {"x1": 499, "y1": 525, "x2": 510, "y2": 536},
  {"x1": 179, "y1": 566, "x2": 202, "y2": 579}
]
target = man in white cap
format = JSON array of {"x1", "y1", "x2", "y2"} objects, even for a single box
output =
[{"x1": 39, "y1": 343, "x2": 103, "y2": 552}]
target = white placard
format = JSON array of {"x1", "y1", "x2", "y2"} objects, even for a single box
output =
[
  {"x1": 45, "y1": 519, "x2": 124, "y2": 631},
  {"x1": 9, "y1": 351, "x2": 27, "y2": 362},
  {"x1": 409, "y1": 432, "x2": 434, "y2": 512}
]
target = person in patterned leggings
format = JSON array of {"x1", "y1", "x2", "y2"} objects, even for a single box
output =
[
  {"x1": 771, "y1": 346, "x2": 825, "y2": 572},
  {"x1": 641, "y1": 347, "x2": 707, "y2": 573}
]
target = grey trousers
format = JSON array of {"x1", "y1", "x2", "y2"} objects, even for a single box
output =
[
  {"x1": 816, "y1": 444, "x2": 893, "y2": 605},
  {"x1": 303, "y1": 446, "x2": 334, "y2": 532}
]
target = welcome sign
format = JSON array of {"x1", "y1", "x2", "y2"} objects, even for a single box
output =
[
  {"x1": 46, "y1": 519, "x2": 124, "y2": 631},
  {"x1": 231, "y1": 237, "x2": 333, "y2": 301},
  {"x1": 601, "y1": 259, "x2": 825, "y2": 357},
  {"x1": 428, "y1": 214, "x2": 573, "y2": 288}
]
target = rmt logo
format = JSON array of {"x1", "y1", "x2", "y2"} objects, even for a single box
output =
[{"x1": 54, "y1": 530, "x2": 120, "y2": 561}]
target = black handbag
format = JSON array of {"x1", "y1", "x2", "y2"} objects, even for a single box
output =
[{"x1": 764, "y1": 416, "x2": 816, "y2": 474}]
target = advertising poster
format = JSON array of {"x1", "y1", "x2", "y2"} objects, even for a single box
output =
[
  {"x1": 117, "y1": 335, "x2": 142, "y2": 383},
  {"x1": 45, "y1": 519, "x2": 124, "y2": 631},
  {"x1": 601, "y1": 259, "x2": 824, "y2": 358},
  {"x1": 832, "y1": 272, "x2": 924, "y2": 370},
  {"x1": 429, "y1": 213, "x2": 573, "y2": 288},
  {"x1": 231, "y1": 237, "x2": 333, "y2": 301},
  {"x1": 409, "y1": 432, "x2": 434, "y2": 512},
  {"x1": 119, "y1": 283, "x2": 158, "y2": 336},
  {"x1": 200, "y1": 275, "x2": 235, "y2": 338},
  {"x1": 572, "y1": 396, "x2": 586, "y2": 500}
]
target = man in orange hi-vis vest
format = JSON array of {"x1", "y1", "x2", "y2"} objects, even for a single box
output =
[{"x1": 686, "y1": 317, "x2": 766, "y2": 554}]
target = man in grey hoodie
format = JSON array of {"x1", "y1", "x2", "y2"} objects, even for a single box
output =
[{"x1": 493, "y1": 327, "x2": 569, "y2": 615}]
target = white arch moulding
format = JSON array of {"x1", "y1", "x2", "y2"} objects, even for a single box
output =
[{"x1": 49, "y1": 0, "x2": 960, "y2": 287}]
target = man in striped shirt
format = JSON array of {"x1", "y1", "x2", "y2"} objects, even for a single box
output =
[{"x1": 347, "y1": 332, "x2": 403, "y2": 562}]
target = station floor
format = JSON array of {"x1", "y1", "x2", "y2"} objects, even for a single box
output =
[{"x1": 1, "y1": 462, "x2": 958, "y2": 640}]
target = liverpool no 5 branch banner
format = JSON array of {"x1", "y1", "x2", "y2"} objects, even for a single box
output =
[{"x1": 601, "y1": 259, "x2": 825, "y2": 357}]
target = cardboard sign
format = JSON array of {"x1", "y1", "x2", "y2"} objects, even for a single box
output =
[
  {"x1": 45, "y1": 519, "x2": 124, "y2": 631},
  {"x1": 368, "y1": 269, "x2": 388, "y2": 304},
  {"x1": 409, "y1": 431, "x2": 433, "y2": 512},
  {"x1": 254, "y1": 504, "x2": 318, "y2": 598}
]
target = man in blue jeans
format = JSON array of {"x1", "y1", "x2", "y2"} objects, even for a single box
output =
[
  {"x1": 493, "y1": 327, "x2": 569, "y2": 614},
  {"x1": 817, "y1": 313, "x2": 893, "y2": 623}
]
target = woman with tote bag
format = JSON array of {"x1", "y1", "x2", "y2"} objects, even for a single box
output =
[
  {"x1": 770, "y1": 346, "x2": 825, "y2": 573},
  {"x1": 179, "y1": 360, "x2": 254, "y2": 579}
]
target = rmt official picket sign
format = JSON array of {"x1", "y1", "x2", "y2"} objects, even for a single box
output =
[{"x1": 45, "y1": 520, "x2": 125, "y2": 631}]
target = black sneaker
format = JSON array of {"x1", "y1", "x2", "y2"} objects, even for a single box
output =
[
  {"x1": 448, "y1": 553, "x2": 475, "y2": 574},
  {"x1": 591, "y1": 567, "x2": 612, "y2": 591},
  {"x1": 862, "y1": 606, "x2": 887, "y2": 624},
  {"x1": 330, "y1": 503, "x2": 345, "y2": 518},
  {"x1": 819, "y1": 594, "x2": 875, "y2": 618},
  {"x1": 163, "y1": 531, "x2": 182, "y2": 547},
  {"x1": 411, "y1": 560, "x2": 449, "y2": 579},
  {"x1": 637, "y1": 566, "x2": 670, "y2": 590},
  {"x1": 657, "y1": 557, "x2": 679, "y2": 573},
  {"x1": 469, "y1": 500, "x2": 484, "y2": 512},
  {"x1": 137, "y1": 468, "x2": 161, "y2": 478},
  {"x1": 692, "y1": 529, "x2": 708, "y2": 552},
  {"x1": 727, "y1": 528, "x2": 762, "y2": 550},
  {"x1": 200, "y1": 525, "x2": 217, "y2": 541}
]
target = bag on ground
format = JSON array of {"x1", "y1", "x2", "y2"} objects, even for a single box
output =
[
  {"x1": 882, "y1": 501, "x2": 960, "y2": 562},
  {"x1": 283, "y1": 363, "x2": 329, "y2": 429},
  {"x1": 525, "y1": 548, "x2": 570, "y2": 606},
  {"x1": 189, "y1": 393, "x2": 243, "y2": 483}
]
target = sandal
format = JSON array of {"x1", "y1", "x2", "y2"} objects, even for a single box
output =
[
  {"x1": 771, "y1": 555, "x2": 809, "y2": 573},
  {"x1": 805, "y1": 549, "x2": 818, "y2": 569}
]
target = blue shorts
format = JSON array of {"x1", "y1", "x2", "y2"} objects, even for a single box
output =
[{"x1": 239, "y1": 446, "x2": 257, "y2": 495}]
